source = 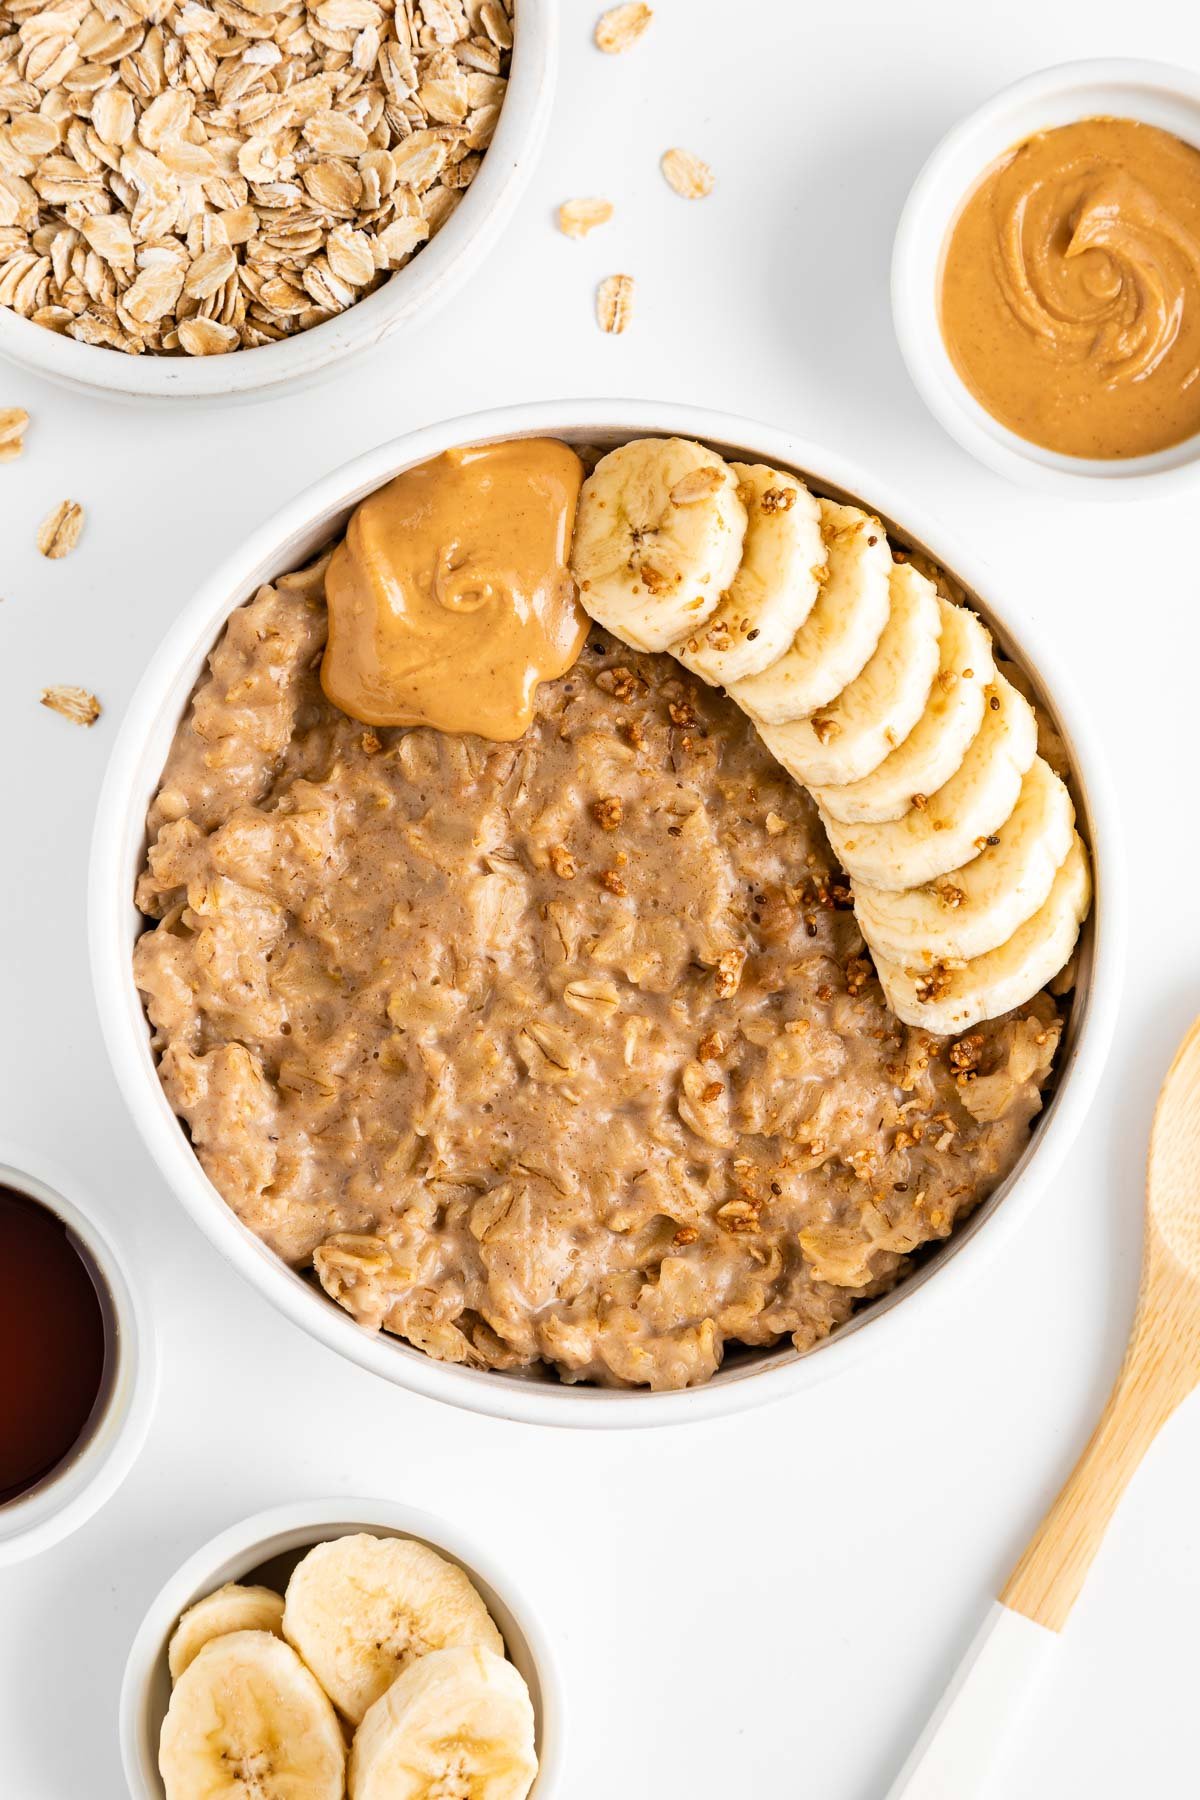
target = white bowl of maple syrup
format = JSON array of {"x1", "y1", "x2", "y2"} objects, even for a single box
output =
[{"x1": 0, "y1": 1142, "x2": 155, "y2": 1565}]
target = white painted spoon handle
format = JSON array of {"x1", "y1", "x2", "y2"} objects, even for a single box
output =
[{"x1": 883, "y1": 1602, "x2": 1057, "y2": 1800}]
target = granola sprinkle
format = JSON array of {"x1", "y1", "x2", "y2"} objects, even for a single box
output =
[{"x1": 0, "y1": 0, "x2": 512, "y2": 357}]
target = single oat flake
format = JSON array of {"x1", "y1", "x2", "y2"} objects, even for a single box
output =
[
  {"x1": 597, "y1": 273, "x2": 634, "y2": 334},
  {"x1": 662, "y1": 148, "x2": 715, "y2": 200},
  {"x1": 36, "y1": 500, "x2": 84, "y2": 560},
  {"x1": 558, "y1": 198, "x2": 614, "y2": 240},
  {"x1": 0, "y1": 408, "x2": 29, "y2": 463},
  {"x1": 595, "y1": 4, "x2": 652, "y2": 53},
  {"x1": 41, "y1": 685, "x2": 101, "y2": 727}
]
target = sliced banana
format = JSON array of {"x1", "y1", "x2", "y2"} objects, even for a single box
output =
[
  {"x1": 754, "y1": 561, "x2": 942, "y2": 787},
  {"x1": 349, "y1": 1646, "x2": 537, "y2": 1800},
  {"x1": 672, "y1": 463, "x2": 825, "y2": 684},
  {"x1": 854, "y1": 757, "x2": 1076, "y2": 964},
  {"x1": 822, "y1": 672, "x2": 1038, "y2": 890},
  {"x1": 569, "y1": 437, "x2": 747, "y2": 651},
  {"x1": 283, "y1": 1532, "x2": 505, "y2": 1725},
  {"x1": 168, "y1": 1582, "x2": 286, "y2": 1681},
  {"x1": 729, "y1": 498, "x2": 892, "y2": 724},
  {"x1": 873, "y1": 833, "x2": 1091, "y2": 1031},
  {"x1": 812, "y1": 598, "x2": 995, "y2": 824},
  {"x1": 159, "y1": 1629, "x2": 345, "y2": 1800}
]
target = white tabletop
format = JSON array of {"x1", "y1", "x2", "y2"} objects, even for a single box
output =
[{"x1": 2, "y1": 3, "x2": 1199, "y2": 1795}]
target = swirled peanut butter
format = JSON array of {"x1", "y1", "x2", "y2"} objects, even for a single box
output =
[
  {"x1": 321, "y1": 439, "x2": 587, "y2": 739},
  {"x1": 940, "y1": 117, "x2": 1200, "y2": 458}
]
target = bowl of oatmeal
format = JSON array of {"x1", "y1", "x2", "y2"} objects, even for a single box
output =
[
  {"x1": 0, "y1": 0, "x2": 552, "y2": 403},
  {"x1": 90, "y1": 400, "x2": 1123, "y2": 1425}
]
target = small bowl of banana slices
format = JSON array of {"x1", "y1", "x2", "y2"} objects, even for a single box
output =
[
  {"x1": 93, "y1": 399, "x2": 1122, "y2": 1424},
  {"x1": 120, "y1": 1498, "x2": 561, "y2": 1800}
]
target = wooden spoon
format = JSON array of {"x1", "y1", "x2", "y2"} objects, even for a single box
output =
[{"x1": 886, "y1": 1015, "x2": 1200, "y2": 1798}]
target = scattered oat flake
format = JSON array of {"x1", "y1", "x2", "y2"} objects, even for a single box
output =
[
  {"x1": 595, "y1": 3, "x2": 652, "y2": 53},
  {"x1": 558, "y1": 198, "x2": 614, "y2": 240},
  {"x1": 41, "y1": 685, "x2": 101, "y2": 727},
  {"x1": 0, "y1": 408, "x2": 29, "y2": 463},
  {"x1": 597, "y1": 273, "x2": 634, "y2": 335},
  {"x1": 36, "y1": 500, "x2": 84, "y2": 560},
  {"x1": 662, "y1": 148, "x2": 714, "y2": 200}
]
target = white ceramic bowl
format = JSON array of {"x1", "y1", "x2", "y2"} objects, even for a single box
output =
[
  {"x1": 892, "y1": 58, "x2": 1200, "y2": 497},
  {"x1": 120, "y1": 1497, "x2": 562, "y2": 1799},
  {"x1": 0, "y1": 3, "x2": 555, "y2": 405},
  {"x1": 0, "y1": 1141, "x2": 155, "y2": 1564},
  {"x1": 90, "y1": 399, "x2": 1125, "y2": 1428}
]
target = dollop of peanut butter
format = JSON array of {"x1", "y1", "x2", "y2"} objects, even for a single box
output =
[
  {"x1": 939, "y1": 117, "x2": 1200, "y2": 459},
  {"x1": 321, "y1": 438, "x2": 587, "y2": 739}
]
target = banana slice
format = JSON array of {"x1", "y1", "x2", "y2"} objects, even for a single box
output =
[
  {"x1": 672, "y1": 463, "x2": 825, "y2": 684},
  {"x1": 812, "y1": 598, "x2": 995, "y2": 824},
  {"x1": 159, "y1": 1629, "x2": 345, "y2": 1800},
  {"x1": 822, "y1": 672, "x2": 1037, "y2": 890},
  {"x1": 753, "y1": 561, "x2": 942, "y2": 786},
  {"x1": 349, "y1": 1646, "x2": 537, "y2": 1800},
  {"x1": 283, "y1": 1532, "x2": 505, "y2": 1725},
  {"x1": 872, "y1": 833, "x2": 1091, "y2": 1031},
  {"x1": 729, "y1": 498, "x2": 892, "y2": 724},
  {"x1": 854, "y1": 757, "x2": 1076, "y2": 964},
  {"x1": 168, "y1": 1582, "x2": 286, "y2": 1681},
  {"x1": 570, "y1": 437, "x2": 747, "y2": 651}
]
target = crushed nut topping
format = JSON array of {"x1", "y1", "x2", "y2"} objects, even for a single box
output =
[
  {"x1": 669, "y1": 465, "x2": 723, "y2": 505},
  {"x1": 759, "y1": 486, "x2": 795, "y2": 513},
  {"x1": 549, "y1": 843, "x2": 577, "y2": 880},
  {"x1": 592, "y1": 794, "x2": 623, "y2": 831},
  {"x1": 599, "y1": 866, "x2": 627, "y2": 896}
]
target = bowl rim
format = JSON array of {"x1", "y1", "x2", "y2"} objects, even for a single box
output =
[
  {"x1": 118, "y1": 1496, "x2": 565, "y2": 1800},
  {"x1": 891, "y1": 56, "x2": 1200, "y2": 496},
  {"x1": 0, "y1": 0, "x2": 556, "y2": 403},
  {"x1": 0, "y1": 1138, "x2": 157, "y2": 1564},
  {"x1": 89, "y1": 397, "x2": 1126, "y2": 1428}
]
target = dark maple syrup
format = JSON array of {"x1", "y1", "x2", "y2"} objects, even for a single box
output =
[{"x1": 0, "y1": 1183, "x2": 110, "y2": 1505}]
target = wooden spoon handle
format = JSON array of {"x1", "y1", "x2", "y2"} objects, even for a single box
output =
[
  {"x1": 883, "y1": 1602, "x2": 1057, "y2": 1799},
  {"x1": 1003, "y1": 1254, "x2": 1199, "y2": 1632}
]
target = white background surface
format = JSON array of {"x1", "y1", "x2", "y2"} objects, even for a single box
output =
[{"x1": 1, "y1": 3, "x2": 1198, "y2": 1795}]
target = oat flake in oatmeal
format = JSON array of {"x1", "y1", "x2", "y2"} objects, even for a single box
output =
[{"x1": 134, "y1": 511, "x2": 1064, "y2": 1391}]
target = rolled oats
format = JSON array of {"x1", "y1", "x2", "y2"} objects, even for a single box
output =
[
  {"x1": 596, "y1": 271, "x2": 633, "y2": 335},
  {"x1": 0, "y1": 0, "x2": 513, "y2": 356},
  {"x1": 594, "y1": 3, "x2": 652, "y2": 54},
  {"x1": 36, "y1": 497, "x2": 83, "y2": 558},
  {"x1": 661, "y1": 146, "x2": 714, "y2": 200},
  {"x1": 41, "y1": 683, "x2": 100, "y2": 725},
  {"x1": 557, "y1": 196, "x2": 612, "y2": 239},
  {"x1": 0, "y1": 404, "x2": 28, "y2": 461}
]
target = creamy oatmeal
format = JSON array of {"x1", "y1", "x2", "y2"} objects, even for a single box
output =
[{"x1": 134, "y1": 548, "x2": 1063, "y2": 1389}]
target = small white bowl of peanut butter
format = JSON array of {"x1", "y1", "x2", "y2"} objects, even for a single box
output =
[{"x1": 892, "y1": 58, "x2": 1200, "y2": 495}]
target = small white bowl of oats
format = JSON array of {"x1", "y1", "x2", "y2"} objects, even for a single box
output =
[{"x1": 0, "y1": 0, "x2": 552, "y2": 403}]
